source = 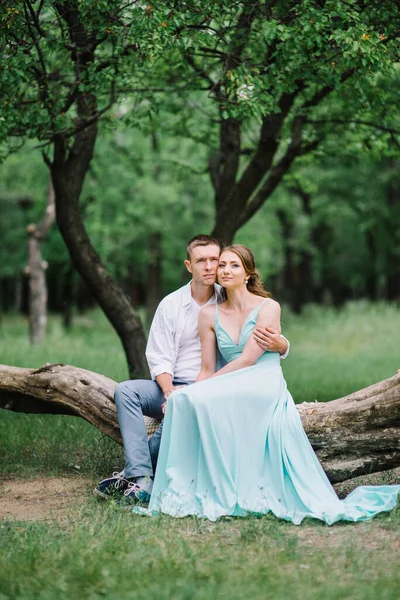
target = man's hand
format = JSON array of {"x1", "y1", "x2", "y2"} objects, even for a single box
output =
[
  {"x1": 156, "y1": 373, "x2": 176, "y2": 401},
  {"x1": 163, "y1": 384, "x2": 185, "y2": 401},
  {"x1": 161, "y1": 385, "x2": 185, "y2": 414},
  {"x1": 253, "y1": 326, "x2": 288, "y2": 355},
  {"x1": 163, "y1": 386, "x2": 176, "y2": 401}
]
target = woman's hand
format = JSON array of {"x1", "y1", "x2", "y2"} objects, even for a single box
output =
[{"x1": 253, "y1": 326, "x2": 288, "y2": 354}]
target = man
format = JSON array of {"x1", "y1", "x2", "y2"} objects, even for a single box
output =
[{"x1": 94, "y1": 235, "x2": 289, "y2": 505}]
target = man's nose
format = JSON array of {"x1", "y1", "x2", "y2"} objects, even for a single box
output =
[{"x1": 205, "y1": 260, "x2": 214, "y2": 269}]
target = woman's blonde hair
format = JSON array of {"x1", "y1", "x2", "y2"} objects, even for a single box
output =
[{"x1": 219, "y1": 244, "x2": 271, "y2": 299}]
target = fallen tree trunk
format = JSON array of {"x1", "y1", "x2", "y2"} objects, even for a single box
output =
[{"x1": 0, "y1": 364, "x2": 399, "y2": 484}]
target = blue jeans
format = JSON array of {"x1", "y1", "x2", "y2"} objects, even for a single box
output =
[{"x1": 115, "y1": 379, "x2": 190, "y2": 479}]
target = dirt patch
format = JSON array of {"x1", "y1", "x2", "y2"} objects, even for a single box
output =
[
  {"x1": 1, "y1": 469, "x2": 398, "y2": 528},
  {"x1": 0, "y1": 476, "x2": 91, "y2": 522},
  {"x1": 296, "y1": 521, "x2": 399, "y2": 552}
]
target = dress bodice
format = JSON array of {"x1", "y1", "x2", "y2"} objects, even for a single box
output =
[{"x1": 215, "y1": 300, "x2": 279, "y2": 367}]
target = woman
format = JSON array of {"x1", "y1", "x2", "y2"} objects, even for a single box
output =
[{"x1": 141, "y1": 245, "x2": 399, "y2": 523}]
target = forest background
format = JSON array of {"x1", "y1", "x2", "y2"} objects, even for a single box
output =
[
  {"x1": 0, "y1": 3, "x2": 399, "y2": 599},
  {"x1": 0, "y1": 0, "x2": 399, "y2": 380}
]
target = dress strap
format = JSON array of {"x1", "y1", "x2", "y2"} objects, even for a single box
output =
[
  {"x1": 214, "y1": 303, "x2": 220, "y2": 329},
  {"x1": 254, "y1": 297, "x2": 269, "y2": 314}
]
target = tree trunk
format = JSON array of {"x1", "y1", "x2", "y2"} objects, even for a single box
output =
[
  {"x1": 274, "y1": 207, "x2": 312, "y2": 313},
  {"x1": 0, "y1": 363, "x2": 399, "y2": 485},
  {"x1": 62, "y1": 263, "x2": 75, "y2": 331},
  {"x1": 146, "y1": 232, "x2": 163, "y2": 326},
  {"x1": 40, "y1": 4, "x2": 151, "y2": 378},
  {"x1": 26, "y1": 181, "x2": 56, "y2": 344},
  {"x1": 52, "y1": 164, "x2": 149, "y2": 379},
  {"x1": 211, "y1": 193, "x2": 245, "y2": 246},
  {"x1": 365, "y1": 229, "x2": 378, "y2": 301},
  {"x1": 50, "y1": 112, "x2": 149, "y2": 379},
  {"x1": 386, "y1": 162, "x2": 400, "y2": 301},
  {"x1": 27, "y1": 233, "x2": 48, "y2": 343}
]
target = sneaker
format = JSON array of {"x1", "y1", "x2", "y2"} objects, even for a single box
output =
[
  {"x1": 94, "y1": 471, "x2": 130, "y2": 500},
  {"x1": 118, "y1": 481, "x2": 151, "y2": 509}
]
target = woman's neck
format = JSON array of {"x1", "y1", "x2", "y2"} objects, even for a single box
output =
[{"x1": 225, "y1": 287, "x2": 255, "y2": 311}]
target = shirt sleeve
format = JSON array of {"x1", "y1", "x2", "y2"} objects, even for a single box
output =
[
  {"x1": 145, "y1": 302, "x2": 177, "y2": 380},
  {"x1": 279, "y1": 335, "x2": 290, "y2": 360}
]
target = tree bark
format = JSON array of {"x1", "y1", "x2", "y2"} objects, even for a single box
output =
[
  {"x1": 62, "y1": 263, "x2": 75, "y2": 330},
  {"x1": 26, "y1": 180, "x2": 55, "y2": 344},
  {"x1": 0, "y1": 363, "x2": 399, "y2": 485}
]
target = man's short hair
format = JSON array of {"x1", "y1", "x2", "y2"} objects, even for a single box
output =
[{"x1": 187, "y1": 234, "x2": 221, "y2": 260}]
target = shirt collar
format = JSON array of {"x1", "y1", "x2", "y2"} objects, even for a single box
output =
[
  {"x1": 182, "y1": 280, "x2": 220, "y2": 307},
  {"x1": 182, "y1": 281, "x2": 193, "y2": 306}
]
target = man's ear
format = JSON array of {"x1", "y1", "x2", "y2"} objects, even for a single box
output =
[{"x1": 184, "y1": 259, "x2": 192, "y2": 274}]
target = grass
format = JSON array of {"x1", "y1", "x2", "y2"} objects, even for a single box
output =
[
  {"x1": 0, "y1": 302, "x2": 399, "y2": 599},
  {"x1": 282, "y1": 300, "x2": 400, "y2": 403},
  {"x1": 0, "y1": 501, "x2": 399, "y2": 600}
]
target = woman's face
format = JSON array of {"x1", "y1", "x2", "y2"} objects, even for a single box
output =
[{"x1": 218, "y1": 250, "x2": 248, "y2": 288}]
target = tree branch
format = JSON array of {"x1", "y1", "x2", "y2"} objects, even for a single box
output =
[
  {"x1": 24, "y1": 0, "x2": 47, "y2": 38},
  {"x1": 184, "y1": 53, "x2": 216, "y2": 87},
  {"x1": 306, "y1": 118, "x2": 400, "y2": 136},
  {"x1": 212, "y1": 115, "x2": 241, "y2": 198},
  {"x1": 238, "y1": 117, "x2": 320, "y2": 227},
  {"x1": 234, "y1": 90, "x2": 300, "y2": 204}
]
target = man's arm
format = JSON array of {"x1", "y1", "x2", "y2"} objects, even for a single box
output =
[
  {"x1": 156, "y1": 373, "x2": 174, "y2": 398},
  {"x1": 253, "y1": 327, "x2": 290, "y2": 358},
  {"x1": 146, "y1": 301, "x2": 178, "y2": 381}
]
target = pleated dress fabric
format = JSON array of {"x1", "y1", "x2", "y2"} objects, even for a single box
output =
[{"x1": 138, "y1": 301, "x2": 400, "y2": 524}]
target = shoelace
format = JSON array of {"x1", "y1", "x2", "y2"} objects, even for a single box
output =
[
  {"x1": 123, "y1": 482, "x2": 141, "y2": 496},
  {"x1": 111, "y1": 471, "x2": 128, "y2": 489}
]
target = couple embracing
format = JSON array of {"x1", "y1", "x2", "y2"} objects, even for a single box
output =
[{"x1": 96, "y1": 235, "x2": 399, "y2": 524}]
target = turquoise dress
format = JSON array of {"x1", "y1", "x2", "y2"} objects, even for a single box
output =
[{"x1": 142, "y1": 301, "x2": 400, "y2": 524}]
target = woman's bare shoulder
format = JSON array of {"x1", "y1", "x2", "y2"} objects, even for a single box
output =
[
  {"x1": 198, "y1": 304, "x2": 216, "y2": 331},
  {"x1": 259, "y1": 297, "x2": 281, "y2": 315},
  {"x1": 199, "y1": 303, "x2": 217, "y2": 319}
]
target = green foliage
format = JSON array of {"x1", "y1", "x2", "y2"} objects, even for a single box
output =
[
  {"x1": 0, "y1": 147, "x2": 48, "y2": 277},
  {"x1": 0, "y1": 1, "x2": 399, "y2": 313},
  {"x1": 82, "y1": 124, "x2": 214, "y2": 290},
  {"x1": 1, "y1": 137, "x2": 399, "y2": 308},
  {"x1": 1, "y1": 2, "x2": 399, "y2": 142}
]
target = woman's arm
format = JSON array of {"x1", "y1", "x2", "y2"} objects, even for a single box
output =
[
  {"x1": 211, "y1": 300, "x2": 281, "y2": 378},
  {"x1": 196, "y1": 306, "x2": 217, "y2": 382}
]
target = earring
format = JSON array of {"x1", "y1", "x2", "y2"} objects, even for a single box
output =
[{"x1": 245, "y1": 279, "x2": 249, "y2": 285}]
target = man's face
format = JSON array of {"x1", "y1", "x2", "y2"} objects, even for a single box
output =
[{"x1": 184, "y1": 244, "x2": 220, "y2": 286}]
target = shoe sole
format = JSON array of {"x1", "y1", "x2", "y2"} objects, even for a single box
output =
[
  {"x1": 94, "y1": 488, "x2": 109, "y2": 499},
  {"x1": 118, "y1": 503, "x2": 137, "y2": 510},
  {"x1": 118, "y1": 500, "x2": 149, "y2": 510},
  {"x1": 93, "y1": 488, "x2": 126, "y2": 500}
]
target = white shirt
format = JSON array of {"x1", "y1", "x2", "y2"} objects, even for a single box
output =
[
  {"x1": 174, "y1": 296, "x2": 216, "y2": 382},
  {"x1": 145, "y1": 281, "x2": 290, "y2": 382},
  {"x1": 146, "y1": 281, "x2": 218, "y2": 381}
]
